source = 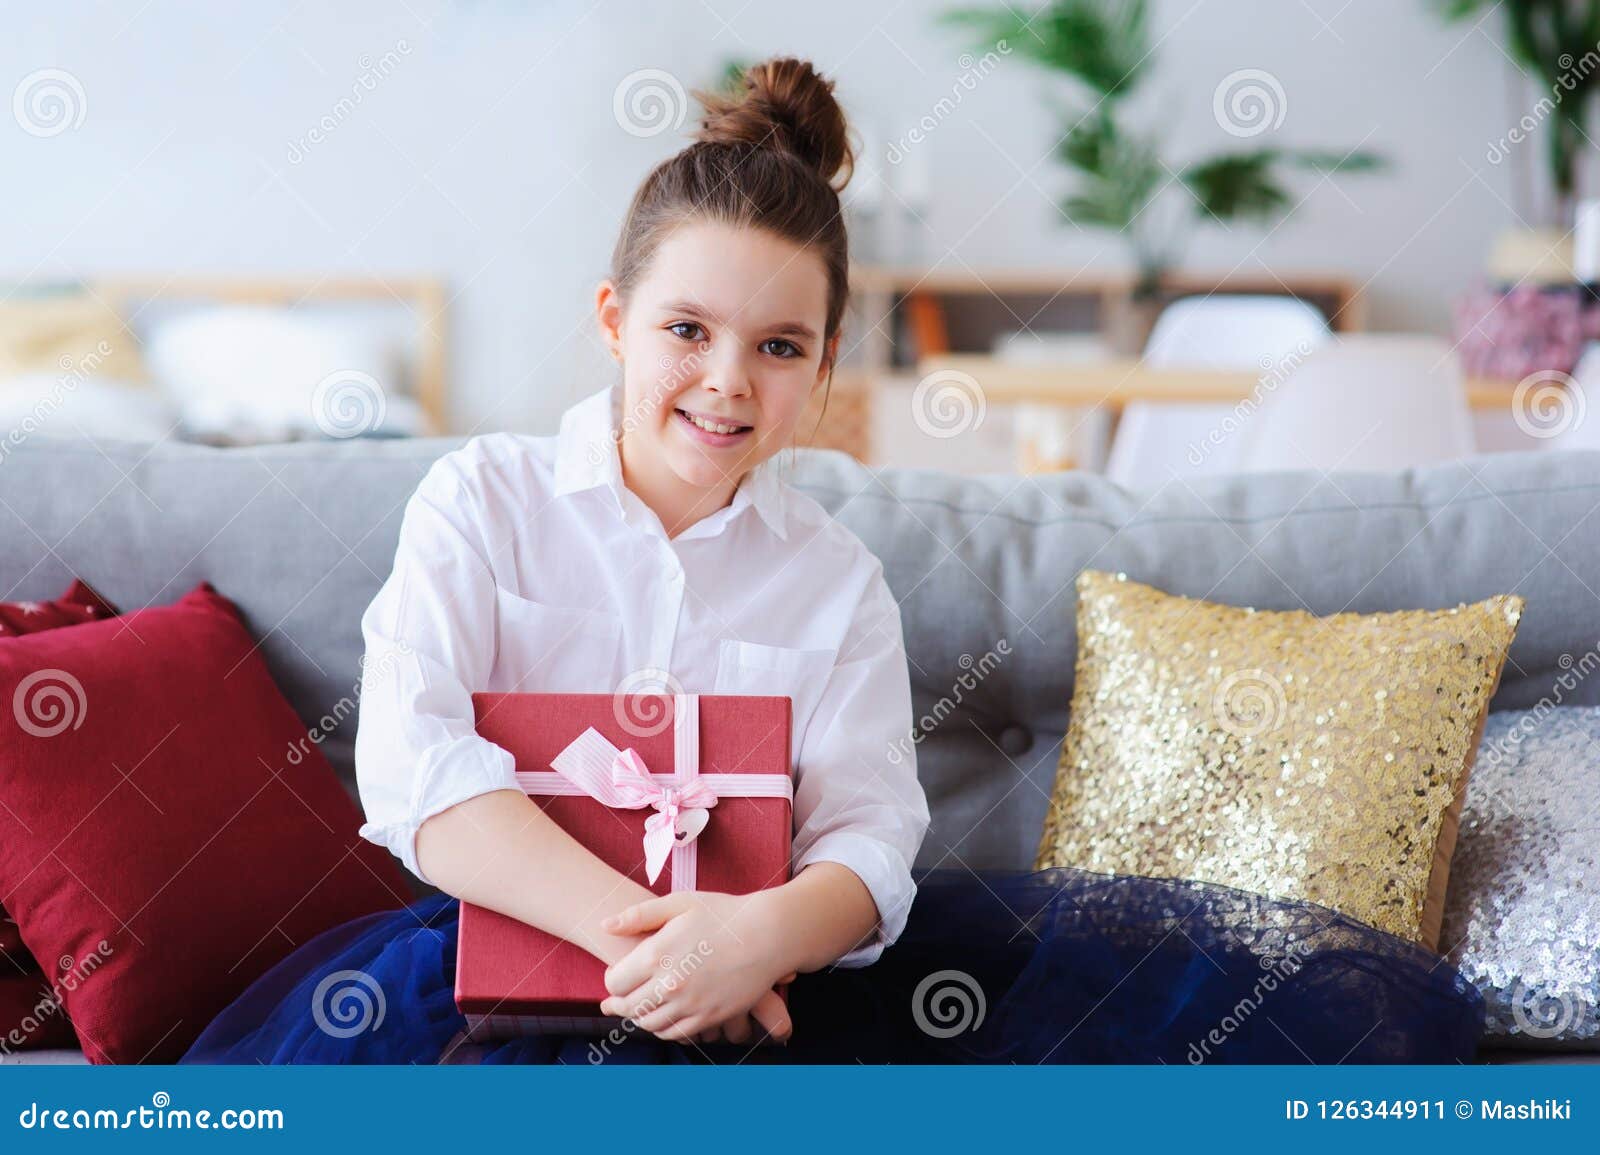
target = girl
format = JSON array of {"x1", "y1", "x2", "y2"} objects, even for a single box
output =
[
  {"x1": 183, "y1": 57, "x2": 1484, "y2": 1065},
  {"x1": 187, "y1": 57, "x2": 931, "y2": 1062},
  {"x1": 354, "y1": 54, "x2": 928, "y2": 1050}
]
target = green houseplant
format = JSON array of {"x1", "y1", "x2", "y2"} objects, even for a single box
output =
[
  {"x1": 1437, "y1": 0, "x2": 1600, "y2": 228},
  {"x1": 943, "y1": 0, "x2": 1382, "y2": 343}
]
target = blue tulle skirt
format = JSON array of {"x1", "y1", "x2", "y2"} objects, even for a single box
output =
[{"x1": 180, "y1": 867, "x2": 1484, "y2": 1064}]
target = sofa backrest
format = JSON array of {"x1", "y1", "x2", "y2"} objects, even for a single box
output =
[{"x1": 5, "y1": 436, "x2": 1599, "y2": 874}]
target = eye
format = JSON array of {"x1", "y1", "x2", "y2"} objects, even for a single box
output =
[
  {"x1": 760, "y1": 338, "x2": 802, "y2": 359},
  {"x1": 667, "y1": 321, "x2": 704, "y2": 342}
]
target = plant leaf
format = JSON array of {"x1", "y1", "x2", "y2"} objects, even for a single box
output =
[
  {"x1": 1056, "y1": 108, "x2": 1163, "y2": 231},
  {"x1": 1181, "y1": 152, "x2": 1292, "y2": 223},
  {"x1": 942, "y1": 0, "x2": 1150, "y2": 99},
  {"x1": 1283, "y1": 149, "x2": 1386, "y2": 173},
  {"x1": 1431, "y1": 0, "x2": 1497, "y2": 21}
]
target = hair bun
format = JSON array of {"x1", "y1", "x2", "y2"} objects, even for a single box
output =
[{"x1": 696, "y1": 58, "x2": 853, "y2": 189}]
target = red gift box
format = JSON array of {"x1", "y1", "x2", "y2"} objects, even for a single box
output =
[{"x1": 455, "y1": 692, "x2": 793, "y2": 1039}]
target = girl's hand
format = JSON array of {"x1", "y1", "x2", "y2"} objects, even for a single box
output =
[
  {"x1": 597, "y1": 891, "x2": 794, "y2": 1044},
  {"x1": 694, "y1": 972, "x2": 796, "y2": 1045}
]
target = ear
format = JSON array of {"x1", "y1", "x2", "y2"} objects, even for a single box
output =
[{"x1": 595, "y1": 280, "x2": 625, "y2": 363}]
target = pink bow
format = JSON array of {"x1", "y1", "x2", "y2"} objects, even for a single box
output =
[
  {"x1": 606, "y1": 747, "x2": 719, "y2": 884},
  {"x1": 528, "y1": 696, "x2": 793, "y2": 891}
]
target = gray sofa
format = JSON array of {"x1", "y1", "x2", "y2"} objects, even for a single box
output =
[{"x1": 3, "y1": 434, "x2": 1599, "y2": 1064}]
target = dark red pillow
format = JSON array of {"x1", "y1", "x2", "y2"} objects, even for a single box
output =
[
  {"x1": 0, "y1": 582, "x2": 409, "y2": 1063},
  {"x1": 0, "y1": 976, "x2": 78, "y2": 1053},
  {"x1": 0, "y1": 578, "x2": 116, "y2": 637},
  {"x1": 0, "y1": 578, "x2": 120, "y2": 1051}
]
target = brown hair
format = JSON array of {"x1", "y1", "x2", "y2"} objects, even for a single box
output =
[{"x1": 610, "y1": 57, "x2": 854, "y2": 354}]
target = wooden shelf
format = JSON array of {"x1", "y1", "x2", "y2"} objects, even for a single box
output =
[
  {"x1": 828, "y1": 265, "x2": 1370, "y2": 465},
  {"x1": 917, "y1": 354, "x2": 1525, "y2": 413},
  {"x1": 851, "y1": 265, "x2": 1360, "y2": 303},
  {"x1": 842, "y1": 266, "x2": 1365, "y2": 376}
]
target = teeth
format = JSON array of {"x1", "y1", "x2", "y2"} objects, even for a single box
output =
[{"x1": 684, "y1": 411, "x2": 745, "y2": 435}]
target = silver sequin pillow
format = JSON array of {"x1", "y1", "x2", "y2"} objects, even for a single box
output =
[{"x1": 1443, "y1": 706, "x2": 1600, "y2": 1048}]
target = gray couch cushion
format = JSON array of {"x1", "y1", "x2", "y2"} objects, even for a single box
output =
[
  {"x1": 2, "y1": 437, "x2": 1598, "y2": 880},
  {"x1": 795, "y1": 450, "x2": 1600, "y2": 874}
]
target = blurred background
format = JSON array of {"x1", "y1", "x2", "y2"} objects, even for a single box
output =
[{"x1": 7, "y1": 0, "x2": 1600, "y2": 487}]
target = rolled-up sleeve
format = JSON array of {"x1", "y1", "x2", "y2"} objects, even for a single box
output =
[
  {"x1": 355, "y1": 450, "x2": 519, "y2": 884},
  {"x1": 791, "y1": 564, "x2": 930, "y2": 967}
]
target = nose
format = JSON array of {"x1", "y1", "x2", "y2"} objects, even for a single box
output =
[{"x1": 701, "y1": 343, "x2": 752, "y2": 399}]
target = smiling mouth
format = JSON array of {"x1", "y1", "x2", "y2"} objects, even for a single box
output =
[{"x1": 675, "y1": 408, "x2": 753, "y2": 436}]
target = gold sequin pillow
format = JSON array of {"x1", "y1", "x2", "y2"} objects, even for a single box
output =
[{"x1": 1035, "y1": 571, "x2": 1524, "y2": 949}]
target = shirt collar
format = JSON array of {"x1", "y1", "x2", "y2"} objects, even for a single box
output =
[{"x1": 553, "y1": 384, "x2": 789, "y2": 541}]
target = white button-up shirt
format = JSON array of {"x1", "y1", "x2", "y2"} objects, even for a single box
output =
[{"x1": 354, "y1": 384, "x2": 930, "y2": 966}]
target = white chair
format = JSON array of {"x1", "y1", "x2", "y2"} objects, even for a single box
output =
[
  {"x1": 1104, "y1": 295, "x2": 1331, "y2": 490},
  {"x1": 1545, "y1": 343, "x2": 1600, "y2": 451},
  {"x1": 1236, "y1": 335, "x2": 1476, "y2": 473}
]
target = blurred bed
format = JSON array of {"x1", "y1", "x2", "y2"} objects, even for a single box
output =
[{"x1": 0, "y1": 276, "x2": 446, "y2": 445}]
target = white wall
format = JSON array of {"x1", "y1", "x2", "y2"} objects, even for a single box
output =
[{"x1": 0, "y1": 0, "x2": 1550, "y2": 434}]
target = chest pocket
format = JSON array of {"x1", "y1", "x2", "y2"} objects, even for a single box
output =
[
  {"x1": 492, "y1": 586, "x2": 622, "y2": 693},
  {"x1": 713, "y1": 639, "x2": 838, "y2": 758}
]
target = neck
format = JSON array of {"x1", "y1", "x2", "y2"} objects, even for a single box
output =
[{"x1": 618, "y1": 434, "x2": 739, "y2": 539}]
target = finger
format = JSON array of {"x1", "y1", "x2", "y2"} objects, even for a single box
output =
[
  {"x1": 626, "y1": 1003, "x2": 678, "y2": 1034},
  {"x1": 721, "y1": 1014, "x2": 753, "y2": 1045},
  {"x1": 777, "y1": 971, "x2": 798, "y2": 985},
  {"x1": 601, "y1": 995, "x2": 650, "y2": 1021},
  {"x1": 748, "y1": 991, "x2": 792, "y2": 1042},
  {"x1": 602, "y1": 982, "x2": 668, "y2": 1023},
  {"x1": 632, "y1": 1003, "x2": 700, "y2": 1038},
  {"x1": 601, "y1": 894, "x2": 685, "y2": 937},
  {"x1": 650, "y1": 1014, "x2": 710, "y2": 1044},
  {"x1": 606, "y1": 958, "x2": 699, "y2": 1020},
  {"x1": 698, "y1": 1025, "x2": 723, "y2": 1044},
  {"x1": 603, "y1": 931, "x2": 679, "y2": 997}
]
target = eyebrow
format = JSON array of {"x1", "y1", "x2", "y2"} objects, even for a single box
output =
[{"x1": 661, "y1": 300, "x2": 818, "y2": 342}]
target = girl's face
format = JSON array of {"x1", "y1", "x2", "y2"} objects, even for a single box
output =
[{"x1": 597, "y1": 220, "x2": 836, "y2": 497}]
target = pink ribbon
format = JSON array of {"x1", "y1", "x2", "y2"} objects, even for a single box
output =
[{"x1": 516, "y1": 693, "x2": 793, "y2": 889}]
